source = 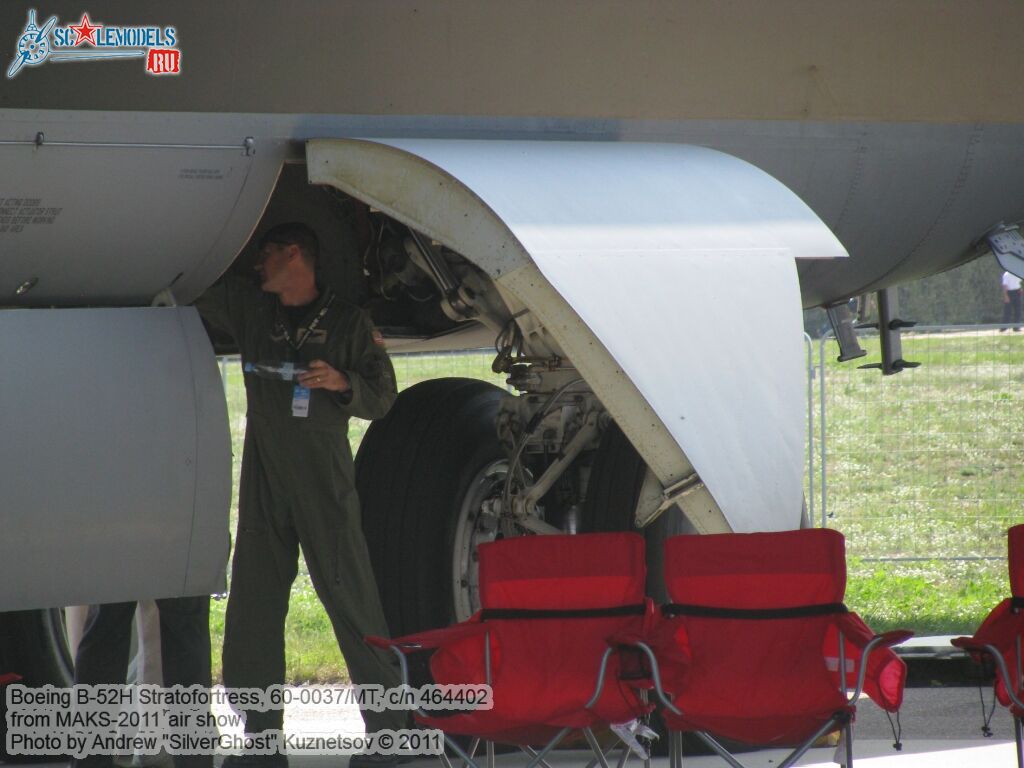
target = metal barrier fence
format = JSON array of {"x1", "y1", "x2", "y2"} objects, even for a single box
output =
[{"x1": 812, "y1": 325, "x2": 1024, "y2": 563}]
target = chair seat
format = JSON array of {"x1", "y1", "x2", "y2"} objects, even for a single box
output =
[{"x1": 416, "y1": 612, "x2": 654, "y2": 738}]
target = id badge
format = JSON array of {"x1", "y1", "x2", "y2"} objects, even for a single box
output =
[{"x1": 291, "y1": 384, "x2": 311, "y2": 418}]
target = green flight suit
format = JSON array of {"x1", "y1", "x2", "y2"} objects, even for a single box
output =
[{"x1": 195, "y1": 277, "x2": 404, "y2": 734}]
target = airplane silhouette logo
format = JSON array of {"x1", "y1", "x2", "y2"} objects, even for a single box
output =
[{"x1": 7, "y1": 9, "x2": 179, "y2": 79}]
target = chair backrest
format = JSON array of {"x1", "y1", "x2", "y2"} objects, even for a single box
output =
[
  {"x1": 447, "y1": 532, "x2": 649, "y2": 732},
  {"x1": 664, "y1": 527, "x2": 846, "y2": 608},
  {"x1": 479, "y1": 532, "x2": 647, "y2": 610},
  {"x1": 659, "y1": 528, "x2": 851, "y2": 745},
  {"x1": 1009, "y1": 524, "x2": 1024, "y2": 598}
]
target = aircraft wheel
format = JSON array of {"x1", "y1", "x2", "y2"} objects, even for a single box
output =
[
  {"x1": 0, "y1": 608, "x2": 73, "y2": 762},
  {"x1": 356, "y1": 378, "x2": 507, "y2": 636}
]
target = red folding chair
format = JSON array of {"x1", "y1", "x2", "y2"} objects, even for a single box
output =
[
  {"x1": 952, "y1": 524, "x2": 1024, "y2": 768},
  {"x1": 367, "y1": 532, "x2": 656, "y2": 768},
  {"x1": 633, "y1": 529, "x2": 910, "y2": 768}
]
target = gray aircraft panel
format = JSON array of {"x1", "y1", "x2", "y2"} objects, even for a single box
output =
[
  {"x1": 4, "y1": 110, "x2": 1024, "y2": 311},
  {"x1": 0, "y1": 137, "x2": 285, "y2": 306},
  {"x1": 0, "y1": 306, "x2": 230, "y2": 610}
]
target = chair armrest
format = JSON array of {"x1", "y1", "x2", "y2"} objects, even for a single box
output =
[
  {"x1": 603, "y1": 632, "x2": 653, "y2": 688},
  {"x1": 367, "y1": 621, "x2": 492, "y2": 701},
  {"x1": 876, "y1": 630, "x2": 915, "y2": 648},
  {"x1": 851, "y1": 630, "x2": 913, "y2": 702},
  {"x1": 603, "y1": 638, "x2": 682, "y2": 716},
  {"x1": 607, "y1": 630, "x2": 646, "y2": 647},
  {"x1": 365, "y1": 620, "x2": 489, "y2": 653},
  {"x1": 833, "y1": 614, "x2": 912, "y2": 709},
  {"x1": 949, "y1": 637, "x2": 1024, "y2": 711},
  {"x1": 950, "y1": 636, "x2": 984, "y2": 652},
  {"x1": 836, "y1": 616, "x2": 914, "y2": 652}
]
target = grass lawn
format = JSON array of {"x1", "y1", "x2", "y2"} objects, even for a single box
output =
[{"x1": 209, "y1": 331, "x2": 1022, "y2": 680}]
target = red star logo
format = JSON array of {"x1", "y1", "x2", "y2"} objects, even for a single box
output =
[{"x1": 69, "y1": 13, "x2": 99, "y2": 46}]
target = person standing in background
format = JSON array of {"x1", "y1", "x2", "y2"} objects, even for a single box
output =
[{"x1": 1001, "y1": 270, "x2": 1022, "y2": 332}]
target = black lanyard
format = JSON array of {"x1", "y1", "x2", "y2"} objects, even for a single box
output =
[{"x1": 276, "y1": 291, "x2": 335, "y2": 351}]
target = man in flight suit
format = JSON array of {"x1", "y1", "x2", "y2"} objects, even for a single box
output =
[{"x1": 195, "y1": 222, "x2": 404, "y2": 767}]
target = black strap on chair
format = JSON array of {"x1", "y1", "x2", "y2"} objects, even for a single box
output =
[
  {"x1": 662, "y1": 602, "x2": 848, "y2": 619},
  {"x1": 480, "y1": 604, "x2": 646, "y2": 620}
]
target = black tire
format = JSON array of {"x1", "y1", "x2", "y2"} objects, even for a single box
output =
[
  {"x1": 581, "y1": 421, "x2": 648, "y2": 533},
  {"x1": 582, "y1": 421, "x2": 697, "y2": 601},
  {"x1": 0, "y1": 608, "x2": 73, "y2": 762},
  {"x1": 356, "y1": 378, "x2": 507, "y2": 637}
]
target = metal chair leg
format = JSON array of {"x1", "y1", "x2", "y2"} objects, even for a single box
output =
[
  {"x1": 1015, "y1": 716, "x2": 1023, "y2": 768},
  {"x1": 442, "y1": 734, "x2": 481, "y2": 768},
  {"x1": 459, "y1": 738, "x2": 481, "y2": 768},
  {"x1": 523, "y1": 727, "x2": 571, "y2": 768},
  {"x1": 583, "y1": 728, "x2": 612, "y2": 768},
  {"x1": 521, "y1": 745, "x2": 557, "y2": 768}
]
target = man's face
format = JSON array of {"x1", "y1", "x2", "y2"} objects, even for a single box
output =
[{"x1": 255, "y1": 241, "x2": 294, "y2": 294}]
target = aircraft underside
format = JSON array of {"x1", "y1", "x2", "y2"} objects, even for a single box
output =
[{"x1": 3, "y1": 110, "x2": 1022, "y2": 310}]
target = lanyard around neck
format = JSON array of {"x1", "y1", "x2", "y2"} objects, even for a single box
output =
[{"x1": 277, "y1": 291, "x2": 335, "y2": 351}]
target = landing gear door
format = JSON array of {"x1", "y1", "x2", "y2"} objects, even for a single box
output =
[{"x1": 307, "y1": 139, "x2": 846, "y2": 532}]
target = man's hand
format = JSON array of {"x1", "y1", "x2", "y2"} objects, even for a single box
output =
[{"x1": 299, "y1": 359, "x2": 351, "y2": 393}]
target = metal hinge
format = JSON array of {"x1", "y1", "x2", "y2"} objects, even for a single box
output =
[{"x1": 636, "y1": 472, "x2": 703, "y2": 528}]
